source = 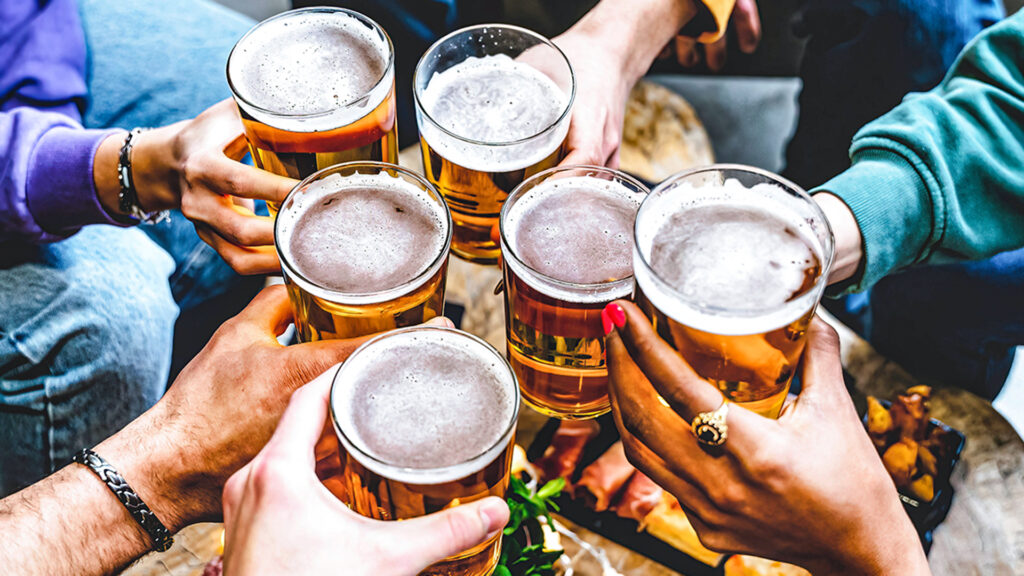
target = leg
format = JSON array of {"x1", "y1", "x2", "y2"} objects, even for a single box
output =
[
  {"x1": 77, "y1": 0, "x2": 264, "y2": 377},
  {"x1": 867, "y1": 250, "x2": 1024, "y2": 400},
  {"x1": 785, "y1": 0, "x2": 1003, "y2": 189},
  {"x1": 0, "y1": 227, "x2": 177, "y2": 495}
]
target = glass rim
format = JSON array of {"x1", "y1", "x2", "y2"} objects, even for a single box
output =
[
  {"x1": 274, "y1": 161, "x2": 453, "y2": 304},
  {"x1": 634, "y1": 163, "x2": 836, "y2": 318},
  {"x1": 226, "y1": 6, "x2": 395, "y2": 120},
  {"x1": 500, "y1": 164, "x2": 650, "y2": 292},
  {"x1": 412, "y1": 23, "x2": 576, "y2": 148},
  {"x1": 329, "y1": 325, "x2": 521, "y2": 482}
]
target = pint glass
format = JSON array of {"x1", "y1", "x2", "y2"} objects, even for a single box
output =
[
  {"x1": 500, "y1": 166, "x2": 648, "y2": 419},
  {"x1": 633, "y1": 165, "x2": 834, "y2": 418},
  {"x1": 330, "y1": 326, "x2": 519, "y2": 576},
  {"x1": 275, "y1": 162, "x2": 451, "y2": 342},
  {"x1": 227, "y1": 7, "x2": 399, "y2": 214},
  {"x1": 414, "y1": 24, "x2": 575, "y2": 264}
]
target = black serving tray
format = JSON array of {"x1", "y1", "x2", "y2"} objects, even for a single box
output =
[
  {"x1": 527, "y1": 415, "x2": 725, "y2": 576},
  {"x1": 861, "y1": 401, "x2": 966, "y2": 552}
]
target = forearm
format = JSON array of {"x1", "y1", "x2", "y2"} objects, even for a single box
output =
[
  {"x1": 813, "y1": 192, "x2": 863, "y2": 285},
  {"x1": 813, "y1": 12, "x2": 1024, "y2": 293},
  {"x1": 568, "y1": 0, "x2": 700, "y2": 84},
  {"x1": 0, "y1": 404, "x2": 192, "y2": 575}
]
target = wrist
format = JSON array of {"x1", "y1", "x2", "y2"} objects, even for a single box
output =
[
  {"x1": 570, "y1": 0, "x2": 699, "y2": 83},
  {"x1": 93, "y1": 403, "x2": 195, "y2": 534},
  {"x1": 813, "y1": 192, "x2": 863, "y2": 285},
  {"x1": 130, "y1": 125, "x2": 181, "y2": 213}
]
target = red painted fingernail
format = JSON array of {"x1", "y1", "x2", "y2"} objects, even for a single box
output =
[
  {"x1": 605, "y1": 303, "x2": 627, "y2": 329},
  {"x1": 601, "y1": 307, "x2": 615, "y2": 335}
]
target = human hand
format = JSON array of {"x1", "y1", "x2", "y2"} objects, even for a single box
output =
[
  {"x1": 96, "y1": 286, "x2": 453, "y2": 534},
  {"x1": 603, "y1": 301, "x2": 931, "y2": 576},
  {"x1": 669, "y1": 0, "x2": 760, "y2": 72},
  {"x1": 553, "y1": 28, "x2": 632, "y2": 168},
  {"x1": 132, "y1": 99, "x2": 295, "y2": 274},
  {"x1": 222, "y1": 368, "x2": 509, "y2": 575}
]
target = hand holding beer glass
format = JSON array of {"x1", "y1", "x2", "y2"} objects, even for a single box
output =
[
  {"x1": 330, "y1": 326, "x2": 519, "y2": 576},
  {"x1": 414, "y1": 25, "x2": 575, "y2": 264},
  {"x1": 275, "y1": 162, "x2": 451, "y2": 342},
  {"x1": 632, "y1": 165, "x2": 834, "y2": 418},
  {"x1": 500, "y1": 166, "x2": 648, "y2": 419},
  {"x1": 227, "y1": 7, "x2": 399, "y2": 215}
]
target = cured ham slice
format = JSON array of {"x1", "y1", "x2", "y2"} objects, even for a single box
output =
[
  {"x1": 612, "y1": 470, "x2": 664, "y2": 527},
  {"x1": 533, "y1": 420, "x2": 600, "y2": 484},
  {"x1": 574, "y1": 441, "x2": 634, "y2": 511}
]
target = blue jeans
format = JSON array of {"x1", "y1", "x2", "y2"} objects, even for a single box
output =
[
  {"x1": 0, "y1": 0, "x2": 258, "y2": 495},
  {"x1": 783, "y1": 0, "x2": 1017, "y2": 400}
]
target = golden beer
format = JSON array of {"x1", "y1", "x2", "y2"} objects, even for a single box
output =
[
  {"x1": 414, "y1": 25, "x2": 575, "y2": 264},
  {"x1": 275, "y1": 162, "x2": 451, "y2": 342},
  {"x1": 330, "y1": 326, "x2": 519, "y2": 576},
  {"x1": 500, "y1": 167, "x2": 648, "y2": 419},
  {"x1": 632, "y1": 165, "x2": 834, "y2": 418},
  {"x1": 227, "y1": 7, "x2": 399, "y2": 214}
]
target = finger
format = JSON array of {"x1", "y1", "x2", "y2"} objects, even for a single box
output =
[
  {"x1": 704, "y1": 36, "x2": 728, "y2": 72},
  {"x1": 560, "y1": 147, "x2": 604, "y2": 168},
  {"x1": 606, "y1": 147, "x2": 621, "y2": 170},
  {"x1": 197, "y1": 152, "x2": 297, "y2": 204},
  {"x1": 231, "y1": 284, "x2": 293, "y2": 335},
  {"x1": 185, "y1": 189, "x2": 274, "y2": 247},
  {"x1": 733, "y1": 0, "x2": 762, "y2": 54},
  {"x1": 606, "y1": 301, "x2": 724, "y2": 422},
  {"x1": 425, "y1": 316, "x2": 456, "y2": 329},
  {"x1": 784, "y1": 317, "x2": 851, "y2": 418},
  {"x1": 260, "y1": 368, "x2": 337, "y2": 465},
  {"x1": 196, "y1": 224, "x2": 280, "y2": 275},
  {"x1": 675, "y1": 36, "x2": 700, "y2": 68},
  {"x1": 388, "y1": 497, "x2": 509, "y2": 571},
  {"x1": 224, "y1": 132, "x2": 252, "y2": 161}
]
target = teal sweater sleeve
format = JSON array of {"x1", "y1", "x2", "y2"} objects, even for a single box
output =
[{"x1": 815, "y1": 11, "x2": 1024, "y2": 294}]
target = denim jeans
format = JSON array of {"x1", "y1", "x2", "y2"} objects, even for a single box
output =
[
  {"x1": 783, "y1": 0, "x2": 1019, "y2": 400},
  {"x1": 0, "y1": 0, "x2": 259, "y2": 495}
]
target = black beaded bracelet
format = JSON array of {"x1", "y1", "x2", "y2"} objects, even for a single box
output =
[
  {"x1": 72, "y1": 449, "x2": 175, "y2": 552},
  {"x1": 117, "y1": 128, "x2": 169, "y2": 225}
]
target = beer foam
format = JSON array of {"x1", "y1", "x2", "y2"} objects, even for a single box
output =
[
  {"x1": 418, "y1": 54, "x2": 570, "y2": 172},
  {"x1": 276, "y1": 172, "x2": 448, "y2": 299},
  {"x1": 634, "y1": 178, "x2": 829, "y2": 336},
  {"x1": 503, "y1": 176, "x2": 643, "y2": 302},
  {"x1": 229, "y1": 10, "x2": 392, "y2": 131},
  {"x1": 332, "y1": 327, "x2": 518, "y2": 484}
]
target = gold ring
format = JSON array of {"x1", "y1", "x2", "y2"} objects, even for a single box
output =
[{"x1": 691, "y1": 400, "x2": 729, "y2": 447}]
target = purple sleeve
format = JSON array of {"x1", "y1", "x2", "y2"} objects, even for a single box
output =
[
  {"x1": 0, "y1": 0, "x2": 131, "y2": 243},
  {"x1": 0, "y1": 108, "x2": 125, "y2": 243}
]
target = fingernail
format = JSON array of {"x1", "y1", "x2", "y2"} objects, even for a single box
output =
[
  {"x1": 601, "y1": 306, "x2": 615, "y2": 335},
  {"x1": 426, "y1": 316, "x2": 455, "y2": 328},
  {"x1": 606, "y1": 303, "x2": 627, "y2": 329},
  {"x1": 478, "y1": 498, "x2": 509, "y2": 535}
]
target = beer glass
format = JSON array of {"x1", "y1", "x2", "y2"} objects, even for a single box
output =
[
  {"x1": 414, "y1": 24, "x2": 575, "y2": 264},
  {"x1": 500, "y1": 166, "x2": 649, "y2": 419},
  {"x1": 275, "y1": 162, "x2": 451, "y2": 342},
  {"x1": 633, "y1": 165, "x2": 835, "y2": 418},
  {"x1": 330, "y1": 326, "x2": 519, "y2": 576},
  {"x1": 227, "y1": 7, "x2": 399, "y2": 215}
]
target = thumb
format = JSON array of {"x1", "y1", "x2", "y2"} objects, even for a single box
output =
[
  {"x1": 785, "y1": 317, "x2": 850, "y2": 418},
  {"x1": 388, "y1": 497, "x2": 509, "y2": 571}
]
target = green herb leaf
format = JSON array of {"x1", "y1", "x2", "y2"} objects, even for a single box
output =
[{"x1": 495, "y1": 475, "x2": 567, "y2": 576}]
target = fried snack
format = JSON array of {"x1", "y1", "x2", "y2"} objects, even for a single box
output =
[
  {"x1": 644, "y1": 494, "x2": 724, "y2": 567},
  {"x1": 906, "y1": 385, "x2": 932, "y2": 399},
  {"x1": 890, "y1": 392, "x2": 928, "y2": 441},
  {"x1": 724, "y1": 555, "x2": 811, "y2": 576},
  {"x1": 866, "y1": 396, "x2": 893, "y2": 437},
  {"x1": 918, "y1": 445, "x2": 938, "y2": 477},
  {"x1": 910, "y1": 474, "x2": 935, "y2": 502},
  {"x1": 882, "y1": 439, "x2": 918, "y2": 488}
]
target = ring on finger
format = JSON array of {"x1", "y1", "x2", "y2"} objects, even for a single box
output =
[{"x1": 691, "y1": 399, "x2": 729, "y2": 447}]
